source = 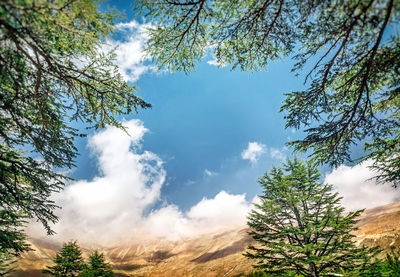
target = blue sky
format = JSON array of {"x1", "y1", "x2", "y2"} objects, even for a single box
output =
[
  {"x1": 70, "y1": 1, "x2": 308, "y2": 211},
  {"x1": 30, "y1": 1, "x2": 400, "y2": 244},
  {"x1": 71, "y1": 58, "x2": 302, "y2": 211}
]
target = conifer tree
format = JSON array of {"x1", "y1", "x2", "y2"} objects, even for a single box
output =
[
  {"x1": 246, "y1": 159, "x2": 377, "y2": 277},
  {"x1": 44, "y1": 241, "x2": 85, "y2": 277},
  {"x1": 81, "y1": 250, "x2": 114, "y2": 277}
]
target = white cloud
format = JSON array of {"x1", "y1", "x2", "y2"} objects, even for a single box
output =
[
  {"x1": 324, "y1": 160, "x2": 400, "y2": 211},
  {"x1": 40, "y1": 120, "x2": 165, "y2": 243},
  {"x1": 27, "y1": 122, "x2": 400, "y2": 245},
  {"x1": 102, "y1": 20, "x2": 154, "y2": 82},
  {"x1": 269, "y1": 147, "x2": 286, "y2": 160},
  {"x1": 145, "y1": 191, "x2": 250, "y2": 240},
  {"x1": 207, "y1": 56, "x2": 227, "y2": 68},
  {"x1": 28, "y1": 120, "x2": 251, "y2": 244},
  {"x1": 204, "y1": 169, "x2": 216, "y2": 177},
  {"x1": 241, "y1": 142, "x2": 266, "y2": 164}
]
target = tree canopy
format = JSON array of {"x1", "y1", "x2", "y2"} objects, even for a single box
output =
[
  {"x1": 44, "y1": 241, "x2": 85, "y2": 277},
  {"x1": 134, "y1": 0, "x2": 400, "y2": 185},
  {"x1": 0, "y1": 0, "x2": 150, "y2": 260},
  {"x1": 81, "y1": 251, "x2": 114, "y2": 277},
  {"x1": 44, "y1": 244, "x2": 114, "y2": 277},
  {"x1": 246, "y1": 159, "x2": 377, "y2": 277}
]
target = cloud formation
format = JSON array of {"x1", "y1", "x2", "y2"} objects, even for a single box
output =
[
  {"x1": 324, "y1": 160, "x2": 400, "y2": 211},
  {"x1": 27, "y1": 121, "x2": 400, "y2": 245},
  {"x1": 29, "y1": 120, "x2": 251, "y2": 244},
  {"x1": 103, "y1": 20, "x2": 154, "y2": 82},
  {"x1": 241, "y1": 142, "x2": 266, "y2": 164},
  {"x1": 145, "y1": 191, "x2": 250, "y2": 240},
  {"x1": 269, "y1": 147, "x2": 286, "y2": 160},
  {"x1": 204, "y1": 169, "x2": 216, "y2": 177}
]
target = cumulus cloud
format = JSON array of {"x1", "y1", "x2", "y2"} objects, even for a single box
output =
[
  {"x1": 145, "y1": 191, "x2": 250, "y2": 240},
  {"x1": 28, "y1": 120, "x2": 251, "y2": 244},
  {"x1": 27, "y1": 120, "x2": 400, "y2": 245},
  {"x1": 38, "y1": 120, "x2": 165, "y2": 243},
  {"x1": 324, "y1": 160, "x2": 400, "y2": 211},
  {"x1": 241, "y1": 142, "x2": 266, "y2": 164},
  {"x1": 102, "y1": 20, "x2": 154, "y2": 82}
]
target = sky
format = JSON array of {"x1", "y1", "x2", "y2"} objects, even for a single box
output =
[{"x1": 28, "y1": 1, "x2": 400, "y2": 244}]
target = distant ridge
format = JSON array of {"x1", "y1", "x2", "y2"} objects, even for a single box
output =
[{"x1": 13, "y1": 201, "x2": 400, "y2": 277}]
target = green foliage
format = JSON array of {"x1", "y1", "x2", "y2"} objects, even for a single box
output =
[
  {"x1": 0, "y1": 210, "x2": 28, "y2": 275},
  {"x1": 135, "y1": 0, "x2": 400, "y2": 185},
  {"x1": 44, "y1": 241, "x2": 85, "y2": 277},
  {"x1": 246, "y1": 158, "x2": 378, "y2": 277},
  {"x1": 0, "y1": 0, "x2": 150, "y2": 265},
  {"x1": 0, "y1": 210, "x2": 29, "y2": 257},
  {"x1": 246, "y1": 271, "x2": 271, "y2": 277},
  {"x1": 0, "y1": 252, "x2": 17, "y2": 276},
  {"x1": 385, "y1": 247, "x2": 400, "y2": 276},
  {"x1": 44, "y1": 243, "x2": 114, "y2": 277},
  {"x1": 80, "y1": 250, "x2": 113, "y2": 277},
  {"x1": 246, "y1": 271, "x2": 299, "y2": 277}
]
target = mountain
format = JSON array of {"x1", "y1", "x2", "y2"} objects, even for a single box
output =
[
  {"x1": 12, "y1": 201, "x2": 400, "y2": 277},
  {"x1": 353, "y1": 201, "x2": 400, "y2": 251}
]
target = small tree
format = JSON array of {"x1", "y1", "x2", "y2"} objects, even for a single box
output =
[
  {"x1": 81, "y1": 250, "x2": 114, "y2": 277},
  {"x1": 246, "y1": 159, "x2": 376, "y2": 277},
  {"x1": 44, "y1": 241, "x2": 85, "y2": 277}
]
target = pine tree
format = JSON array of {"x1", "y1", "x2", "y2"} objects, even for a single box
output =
[
  {"x1": 44, "y1": 241, "x2": 85, "y2": 277},
  {"x1": 246, "y1": 159, "x2": 377, "y2": 277},
  {"x1": 81, "y1": 251, "x2": 114, "y2": 277}
]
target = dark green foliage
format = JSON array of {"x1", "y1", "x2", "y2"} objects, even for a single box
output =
[
  {"x1": 0, "y1": 210, "x2": 29, "y2": 257},
  {"x1": 385, "y1": 247, "x2": 400, "y2": 276},
  {"x1": 245, "y1": 271, "x2": 298, "y2": 277},
  {"x1": 44, "y1": 244, "x2": 114, "y2": 277},
  {"x1": 0, "y1": 0, "x2": 150, "y2": 264},
  {"x1": 80, "y1": 250, "x2": 113, "y2": 277},
  {"x1": 0, "y1": 210, "x2": 28, "y2": 275},
  {"x1": 135, "y1": 0, "x2": 400, "y2": 185},
  {"x1": 44, "y1": 241, "x2": 85, "y2": 277},
  {"x1": 246, "y1": 159, "x2": 378, "y2": 277},
  {"x1": 339, "y1": 248, "x2": 400, "y2": 276},
  {"x1": 0, "y1": 252, "x2": 17, "y2": 276}
]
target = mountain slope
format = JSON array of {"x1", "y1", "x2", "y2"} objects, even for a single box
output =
[{"x1": 13, "y1": 201, "x2": 400, "y2": 276}]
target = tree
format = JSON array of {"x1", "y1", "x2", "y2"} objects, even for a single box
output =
[
  {"x1": 0, "y1": 210, "x2": 29, "y2": 274},
  {"x1": 81, "y1": 251, "x2": 114, "y2": 277},
  {"x1": 44, "y1": 241, "x2": 85, "y2": 277},
  {"x1": 246, "y1": 159, "x2": 377, "y2": 277},
  {"x1": 134, "y1": 0, "x2": 400, "y2": 185},
  {"x1": 0, "y1": 252, "x2": 17, "y2": 276},
  {"x1": 0, "y1": 0, "x2": 150, "y2": 260}
]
